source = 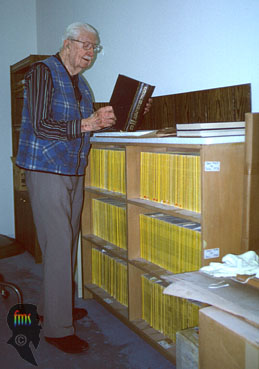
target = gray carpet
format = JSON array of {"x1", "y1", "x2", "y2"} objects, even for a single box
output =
[{"x1": 0, "y1": 251, "x2": 175, "y2": 369}]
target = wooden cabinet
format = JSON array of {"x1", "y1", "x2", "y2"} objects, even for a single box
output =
[
  {"x1": 81, "y1": 134, "x2": 245, "y2": 364},
  {"x1": 10, "y1": 55, "x2": 49, "y2": 263},
  {"x1": 13, "y1": 191, "x2": 41, "y2": 263}
]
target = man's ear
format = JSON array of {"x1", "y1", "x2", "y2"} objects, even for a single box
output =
[{"x1": 63, "y1": 39, "x2": 70, "y2": 49}]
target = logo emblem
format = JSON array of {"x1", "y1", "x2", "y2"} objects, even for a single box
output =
[{"x1": 7, "y1": 304, "x2": 41, "y2": 366}]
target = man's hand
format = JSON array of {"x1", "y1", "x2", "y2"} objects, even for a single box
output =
[
  {"x1": 143, "y1": 98, "x2": 153, "y2": 115},
  {"x1": 81, "y1": 106, "x2": 116, "y2": 132}
]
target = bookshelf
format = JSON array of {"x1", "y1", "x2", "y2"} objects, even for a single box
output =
[
  {"x1": 82, "y1": 136, "x2": 248, "y2": 363},
  {"x1": 81, "y1": 134, "x2": 245, "y2": 364}
]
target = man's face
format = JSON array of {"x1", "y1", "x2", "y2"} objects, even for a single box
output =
[{"x1": 66, "y1": 30, "x2": 98, "y2": 75}]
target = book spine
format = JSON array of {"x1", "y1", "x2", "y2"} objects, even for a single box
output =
[
  {"x1": 141, "y1": 274, "x2": 199, "y2": 342},
  {"x1": 125, "y1": 83, "x2": 149, "y2": 131},
  {"x1": 92, "y1": 248, "x2": 128, "y2": 306}
]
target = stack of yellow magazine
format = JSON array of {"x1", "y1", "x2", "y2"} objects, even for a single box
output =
[
  {"x1": 140, "y1": 213, "x2": 201, "y2": 273},
  {"x1": 92, "y1": 248, "x2": 128, "y2": 307},
  {"x1": 92, "y1": 198, "x2": 127, "y2": 250},
  {"x1": 142, "y1": 274, "x2": 199, "y2": 342},
  {"x1": 90, "y1": 148, "x2": 126, "y2": 194},
  {"x1": 140, "y1": 152, "x2": 201, "y2": 212}
]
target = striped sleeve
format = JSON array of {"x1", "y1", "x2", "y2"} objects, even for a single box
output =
[{"x1": 26, "y1": 63, "x2": 82, "y2": 141}]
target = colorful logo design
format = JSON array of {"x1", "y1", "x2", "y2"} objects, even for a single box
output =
[
  {"x1": 14, "y1": 309, "x2": 32, "y2": 326},
  {"x1": 7, "y1": 304, "x2": 41, "y2": 366}
]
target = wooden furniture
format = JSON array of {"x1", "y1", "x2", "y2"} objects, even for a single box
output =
[
  {"x1": 241, "y1": 113, "x2": 259, "y2": 252},
  {"x1": 81, "y1": 132, "x2": 246, "y2": 364},
  {"x1": 10, "y1": 54, "x2": 49, "y2": 263},
  {"x1": 141, "y1": 83, "x2": 251, "y2": 130},
  {"x1": 82, "y1": 83, "x2": 251, "y2": 364}
]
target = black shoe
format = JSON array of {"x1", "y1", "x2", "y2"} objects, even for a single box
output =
[
  {"x1": 45, "y1": 335, "x2": 89, "y2": 353},
  {"x1": 39, "y1": 307, "x2": 88, "y2": 323}
]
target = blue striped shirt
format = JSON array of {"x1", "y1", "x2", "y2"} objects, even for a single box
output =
[{"x1": 26, "y1": 55, "x2": 82, "y2": 141}]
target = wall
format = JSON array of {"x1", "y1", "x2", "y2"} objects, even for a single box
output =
[
  {"x1": 0, "y1": 0, "x2": 37, "y2": 237},
  {"x1": 36, "y1": 0, "x2": 259, "y2": 108},
  {"x1": 1, "y1": 0, "x2": 259, "y2": 237}
]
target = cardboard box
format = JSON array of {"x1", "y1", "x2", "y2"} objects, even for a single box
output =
[
  {"x1": 176, "y1": 327, "x2": 199, "y2": 369},
  {"x1": 199, "y1": 307, "x2": 259, "y2": 369},
  {"x1": 163, "y1": 271, "x2": 259, "y2": 328}
]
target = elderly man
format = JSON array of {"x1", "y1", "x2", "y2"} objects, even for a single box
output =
[{"x1": 16, "y1": 22, "x2": 116, "y2": 353}]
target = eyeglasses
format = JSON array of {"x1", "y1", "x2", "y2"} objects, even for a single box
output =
[{"x1": 70, "y1": 39, "x2": 102, "y2": 53}]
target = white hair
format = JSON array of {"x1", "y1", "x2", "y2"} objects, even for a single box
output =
[{"x1": 61, "y1": 22, "x2": 99, "y2": 45}]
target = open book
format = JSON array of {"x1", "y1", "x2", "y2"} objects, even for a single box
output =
[{"x1": 93, "y1": 127, "x2": 176, "y2": 138}]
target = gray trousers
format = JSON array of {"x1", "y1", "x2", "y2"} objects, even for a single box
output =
[{"x1": 25, "y1": 170, "x2": 84, "y2": 337}]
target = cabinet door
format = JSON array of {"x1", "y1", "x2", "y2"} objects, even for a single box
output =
[{"x1": 14, "y1": 191, "x2": 42, "y2": 263}]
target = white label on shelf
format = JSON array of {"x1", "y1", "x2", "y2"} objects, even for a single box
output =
[
  {"x1": 204, "y1": 161, "x2": 220, "y2": 171},
  {"x1": 158, "y1": 340, "x2": 173, "y2": 349},
  {"x1": 204, "y1": 248, "x2": 220, "y2": 259},
  {"x1": 104, "y1": 298, "x2": 113, "y2": 304}
]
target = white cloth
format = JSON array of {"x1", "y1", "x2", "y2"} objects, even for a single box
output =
[{"x1": 200, "y1": 251, "x2": 259, "y2": 278}]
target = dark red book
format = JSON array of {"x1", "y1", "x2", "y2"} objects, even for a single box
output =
[{"x1": 109, "y1": 74, "x2": 155, "y2": 131}]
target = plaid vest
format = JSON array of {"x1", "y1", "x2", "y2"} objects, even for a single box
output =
[{"x1": 16, "y1": 56, "x2": 93, "y2": 175}]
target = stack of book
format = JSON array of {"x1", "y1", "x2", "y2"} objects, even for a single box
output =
[
  {"x1": 89, "y1": 148, "x2": 126, "y2": 194},
  {"x1": 92, "y1": 198, "x2": 127, "y2": 250},
  {"x1": 92, "y1": 248, "x2": 128, "y2": 307},
  {"x1": 140, "y1": 151, "x2": 201, "y2": 212},
  {"x1": 176, "y1": 121, "x2": 245, "y2": 137},
  {"x1": 140, "y1": 213, "x2": 201, "y2": 273},
  {"x1": 141, "y1": 274, "x2": 199, "y2": 342}
]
